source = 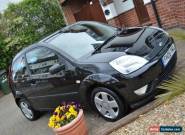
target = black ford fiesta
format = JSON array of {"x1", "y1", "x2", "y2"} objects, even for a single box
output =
[{"x1": 9, "y1": 21, "x2": 177, "y2": 121}]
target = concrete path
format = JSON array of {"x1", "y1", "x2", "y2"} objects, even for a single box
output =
[{"x1": 0, "y1": 93, "x2": 108, "y2": 135}]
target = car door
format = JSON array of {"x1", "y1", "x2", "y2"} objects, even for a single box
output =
[{"x1": 25, "y1": 46, "x2": 80, "y2": 110}]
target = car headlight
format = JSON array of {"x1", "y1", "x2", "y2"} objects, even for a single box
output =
[{"x1": 109, "y1": 55, "x2": 148, "y2": 75}]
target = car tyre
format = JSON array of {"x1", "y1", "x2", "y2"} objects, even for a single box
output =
[
  {"x1": 18, "y1": 99, "x2": 40, "y2": 121},
  {"x1": 91, "y1": 87, "x2": 127, "y2": 122}
]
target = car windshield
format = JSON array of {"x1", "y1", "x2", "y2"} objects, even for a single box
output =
[{"x1": 45, "y1": 22, "x2": 117, "y2": 59}]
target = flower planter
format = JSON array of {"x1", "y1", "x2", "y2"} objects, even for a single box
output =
[{"x1": 53, "y1": 109, "x2": 88, "y2": 135}]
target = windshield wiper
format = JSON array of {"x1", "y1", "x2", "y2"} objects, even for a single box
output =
[
  {"x1": 93, "y1": 34, "x2": 117, "y2": 54},
  {"x1": 91, "y1": 41, "x2": 104, "y2": 49}
]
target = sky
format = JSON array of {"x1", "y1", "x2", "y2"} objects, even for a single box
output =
[{"x1": 0, "y1": 0, "x2": 21, "y2": 12}]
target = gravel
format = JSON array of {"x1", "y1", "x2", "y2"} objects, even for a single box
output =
[{"x1": 110, "y1": 93, "x2": 185, "y2": 135}]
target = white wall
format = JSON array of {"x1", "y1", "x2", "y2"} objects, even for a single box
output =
[
  {"x1": 101, "y1": 0, "x2": 135, "y2": 20},
  {"x1": 144, "y1": 0, "x2": 151, "y2": 4},
  {"x1": 113, "y1": 0, "x2": 134, "y2": 15},
  {"x1": 101, "y1": 3, "x2": 118, "y2": 20},
  {"x1": 101, "y1": 0, "x2": 151, "y2": 20}
]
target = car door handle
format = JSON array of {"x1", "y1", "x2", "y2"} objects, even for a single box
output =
[
  {"x1": 31, "y1": 83, "x2": 37, "y2": 86},
  {"x1": 30, "y1": 82, "x2": 37, "y2": 86}
]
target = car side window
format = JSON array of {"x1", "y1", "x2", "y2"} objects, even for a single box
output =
[
  {"x1": 12, "y1": 56, "x2": 28, "y2": 82},
  {"x1": 26, "y1": 47, "x2": 59, "y2": 75}
]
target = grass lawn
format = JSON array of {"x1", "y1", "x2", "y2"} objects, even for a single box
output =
[{"x1": 168, "y1": 28, "x2": 185, "y2": 40}]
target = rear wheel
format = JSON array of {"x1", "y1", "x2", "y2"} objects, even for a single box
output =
[
  {"x1": 91, "y1": 87, "x2": 127, "y2": 121},
  {"x1": 18, "y1": 99, "x2": 40, "y2": 121}
]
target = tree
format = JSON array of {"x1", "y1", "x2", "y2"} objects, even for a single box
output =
[
  {"x1": 0, "y1": 34, "x2": 8, "y2": 69},
  {"x1": 0, "y1": 0, "x2": 66, "y2": 70}
]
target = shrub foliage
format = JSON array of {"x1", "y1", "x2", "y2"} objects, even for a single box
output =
[
  {"x1": 0, "y1": 0, "x2": 65, "y2": 70},
  {"x1": 158, "y1": 72, "x2": 185, "y2": 101}
]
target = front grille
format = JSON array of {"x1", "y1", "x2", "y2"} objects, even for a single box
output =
[
  {"x1": 146, "y1": 31, "x2": 169, "y2": 49},
  {"x1": 157, "y1": 39, "x2": 173, "y2": 57}
]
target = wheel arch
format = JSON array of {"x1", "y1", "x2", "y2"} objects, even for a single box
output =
[
  {"x1": 79, "y1": 74, "x2": 127, "y2": 108},
  {"x1": 14, "y1": 91, "x2": 34, "y2": 109}
]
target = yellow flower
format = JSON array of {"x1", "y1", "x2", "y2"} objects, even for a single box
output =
[
  {"x1": 48, "y1": 122, "x2": 55, "y2": 128},
  {"x1": 48, "y1": 104, "x2": 80, "y2": 129},
  {"x1": 69, "y1": 106, "x2": 77, "y2": 117},
  {"x1": 50, "y1": 116, "x2": 56, "y2": 121},
  {"x1": 69, "y1": 106, "x2": 74, "y2": 112},
  {"x1": 60, "y1": 116, "x2": 65, "y2": 121},
  {"x1": 55, "y1": 116, "x2": 60, "y2": 122},
  {"x1": 55, "y1": 123, "x2": 61, "y2": 129},
  {"x1": 55, "y1": 108, "x2": 60, "y2": 114},
  {"x1": 60, "y1": 106, "x2": 64, "y2": 111},
  {"x1": 66, "y1": 112, "x2": 71, "y2": 119}
]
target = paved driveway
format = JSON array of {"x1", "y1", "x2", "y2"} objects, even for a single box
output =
[
  {"x1": 0, "y1": 38, "x2": 184, "y2": 135},
  {"x1": 0, "y1": 93, "x2": 109, "y2": 135}
]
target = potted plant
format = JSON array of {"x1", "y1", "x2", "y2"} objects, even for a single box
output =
[{"x1": 48, "y1": 102, "x2": 88, "y2": 135}]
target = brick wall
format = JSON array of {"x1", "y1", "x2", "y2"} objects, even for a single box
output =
[
  {"x1": 174, "y1": 0, "x2": 185, "y2": 28},
  {"x1": 61, "y1": 0, "x2": 184, "y2": 29},
  {"x1": 107, "y1": 17, "x2": 121, "y2": 27},
  {"x1": 153, "y1": 0, "x2": 185, "y2": 28},
  {"x1": 118, "y1": 9, "x2": 140, "y2": 27},
  {"x1": 146, "y1": 0, "x2": 178, "y2": 28},
  {"x1": 108, "y1": 0, "x2": 185, "y2": 29},
  {"x1": 108, "y1": 9, "x2": 139, "y2": 27}
]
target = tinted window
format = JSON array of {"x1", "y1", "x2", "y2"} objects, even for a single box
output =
[
  {"x1": 26, "y1": 47, "x2": 59, "y2": 75},
  {"x1": 45, "y1": 22, "x2": 117, "y2": 59},
  {"x1": 12, "y1": 56, "x2": 27, "y2": 82}
]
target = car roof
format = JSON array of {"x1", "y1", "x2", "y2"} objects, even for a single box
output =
[{"x1": 39, "y1": 21, "x2": 104, "y2": 42}]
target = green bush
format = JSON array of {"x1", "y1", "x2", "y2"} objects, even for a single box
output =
[
  {"x1": 158, "y1": 72, "x2": 185, "y2": 101},
  {"x1": 0, "y1": 34, "x2": 7, "y2": 69},
  {"x1": 0, "y1": 0, "x2": 65, "y2": 70}
]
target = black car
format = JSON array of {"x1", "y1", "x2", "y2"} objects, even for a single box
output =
[{"x1": 8, "y1": 21, "x2": 177, "y2": 121}]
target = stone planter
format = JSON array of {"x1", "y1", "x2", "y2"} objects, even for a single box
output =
[{"x1": 53, "y1": 109, "x2": 88, "y2": 135}]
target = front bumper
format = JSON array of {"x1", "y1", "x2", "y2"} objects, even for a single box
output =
[{"x1": 111, "y1": 50, "x2": 177, "y2": 109}]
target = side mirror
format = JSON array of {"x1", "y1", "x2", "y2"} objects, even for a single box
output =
[{"x1": 49, "y1": 64, "x2": 65, "y2": 74}]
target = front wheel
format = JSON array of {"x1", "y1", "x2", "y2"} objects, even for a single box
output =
[
  {"x1": 91, "y1": 87, "x2": 128, "y2": 122},
  {"x1": 18, "y1": 99, "x2": 40, "y2": 121}
]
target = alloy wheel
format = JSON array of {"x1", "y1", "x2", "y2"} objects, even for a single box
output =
[
  {"x1": 94, "y1": 92, "x2": 119, "y2": 119},
  {"x1": 20, "y1": 101, "x2": 34, "y2": 119}
]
